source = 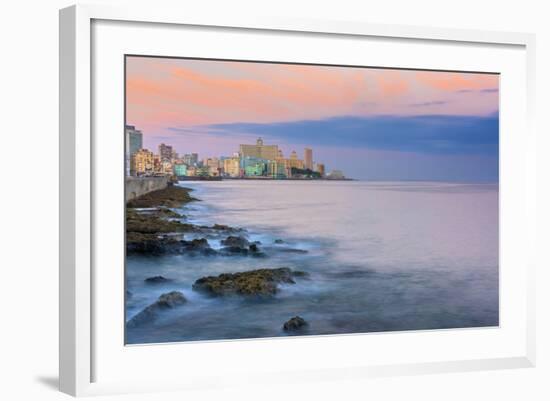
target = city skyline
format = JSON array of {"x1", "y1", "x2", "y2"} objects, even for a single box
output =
[
  {"x1": 126, "y1": 56, "x2": 499, "y2": 182},
  {"x1": 127, "y1": 131, "x2": 339, "y2": 180}
]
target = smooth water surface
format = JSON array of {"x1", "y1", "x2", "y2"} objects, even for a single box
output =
[{"x1": 126, "y1": 180, "x2": 498, "y2": 344}]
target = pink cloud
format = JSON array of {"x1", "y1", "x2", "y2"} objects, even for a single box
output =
[
  {"x1": 415, "y1": 71, "x2": 498, "y2": 92},
  {"x1": 125, "y1": 57, "x2": 499, "y2": 138}
]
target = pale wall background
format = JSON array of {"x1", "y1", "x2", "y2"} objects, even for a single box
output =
[{"x1": 0, "y1": 0, "x2": 548, "y2": 400}]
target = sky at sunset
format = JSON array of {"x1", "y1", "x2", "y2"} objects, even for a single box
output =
[{"x1": 126, "y1": 56, "x2": 499, "y2": 181}]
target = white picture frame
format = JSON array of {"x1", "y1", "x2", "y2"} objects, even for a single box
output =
[{"x1": 59, "y1": 4, "x2": 536, "y2": 397}]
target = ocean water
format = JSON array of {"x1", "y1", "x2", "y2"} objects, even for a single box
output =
[{"x1": 125, "y1": 180, "x2": 499, "y2": 344}]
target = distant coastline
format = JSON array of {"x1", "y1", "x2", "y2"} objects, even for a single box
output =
[{"x1": 176, "y1": 176, "x2": 355, "y2": 182}]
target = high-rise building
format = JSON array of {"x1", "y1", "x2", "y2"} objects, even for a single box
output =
[
  {"x1": 153, "y1": 155, "x2": 162, "y2": 173},
  {"x1": 173, "y1": 163, "x2": 187, "y2": 177},
  {"x1": 131, "y1": 149, "x2": 154, "y2": 175},
  {"x1": 304, "y1": 148, "x2": 313, "y2": 170},
  {"x1": 158, "y1": 143, "x2": 173, "y2": 162},
  {"x1": 125, "y1": 125, "x2": 143, "y2": 175},
  {"x1": 161, "y1": 161, "x2": 173, "y2": 175},
  {"x1": 288, "y1": 150, "x2": 304, "y2": 169},
  {"x1": 223, "y1": 157, "x2": 240, "y2": 177},
  {"x1": 267, "y1": 160, "x2": 287, "y2": 178},
  {"x1": 316, "y1": 163, "x2": 326, "y2": 177},
  {"x1": 183, "y1": 153, "x2": 199, "y2": 166},
  {"x1": 239, "y1": 138, "x2": 279, "y2": 161}
]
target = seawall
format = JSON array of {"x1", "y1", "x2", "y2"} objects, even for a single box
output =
[{"x1": 126, "y1": 176, "x2": 169, "y2": 201}]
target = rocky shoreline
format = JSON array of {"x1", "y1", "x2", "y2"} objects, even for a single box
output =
[{"x1": 126, "y1": 185, "x2": 310, "y2": 333}]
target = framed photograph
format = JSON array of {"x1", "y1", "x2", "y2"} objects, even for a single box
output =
[{"x1": 60, "y1": 4, "x2": 536, "y2": 396}]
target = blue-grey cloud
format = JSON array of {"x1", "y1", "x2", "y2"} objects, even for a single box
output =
[{"x1": 196, "y1": 114, "x2": 498, "y2": 156}]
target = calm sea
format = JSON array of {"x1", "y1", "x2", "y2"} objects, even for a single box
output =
[{"x1": 126, "y1": 180, "x2": 499, "y2": 344}]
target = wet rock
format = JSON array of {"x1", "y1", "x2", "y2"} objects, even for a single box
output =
[
  {"x1": 127, "y1": 186, "x2": 196, "y2": 208},
  {"x1": 126, "y1": 290, "x2": 133, "y2": 299},
  {"x1": 192, "y1": 267, "x2": 305, "y2": 298},
  {"x1": 212, "y1": 223, "x2": 242, "y2": 232},
  {"x1": 221, "y1": 235, "x2": 250, "y2": 248},
  {"x1": 277, "y1": 248, "x2": 308, "y2": 254},
  {"x1": 126, "y1": 233, "x2": 184, "y2": 255},
  {"x1": 144, "y1": 275, "x2": 172, "y2": 284},
  {"x1": 182, "y1": 238, "x2": 209, "y2": 250},
  {"x1": 151, "y1": 207, "x2": 183, "y2": 219},
  {"x1": 196, "y1": 224, "x2": 245, "y2": 234},
  {"x1": 220, "y1": 246, "x2": 250, "y2": 255},
  {"x1": 274, "y1": 239, "x2": 285, "y2": 244},
  {"x1": 180, "y1": 238, "x2": 216, "y2": 255},
  {"x1": 283, "y1": 316, "x2": 308, "y2": 332},
  {"x1": 126, "y1": 209, "x2": 192, "y2": 234},
  {"x1": 218, "y1": 242, "x2": 266, "y2": 257},
  {"x1": 126, "y1": 291, "x2": 187, "y2": 328},
  {"x1": 156, "y1": 291, "x2": 187, "y2": 307},
  {"x1": 127, "y1": 234, "x2": 216, "y2": 256},
  {"x1": 290, "y1": 270, "x2": 310, "y2": 278}
]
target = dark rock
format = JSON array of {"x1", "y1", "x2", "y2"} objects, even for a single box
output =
[
  {"x1": 180, "y1": 238, "x2": 217, "y2": 256},
  {"x1": 248, "y1": 244, "x2": 267, "y2": 258},
  {"x1": 199, "y1": 223, "x2": 245, "y2": 233},
  {"x1": 283, "y1": 316, "x2": 308, "y2": 332},
  {"x1": 127, "y1": 186, "x2": 196, "y2": 208},
  {"x1": 218, "y1": 244, "x2": 266, "y2": 258},
  {"x1": 126, "y1": 233, "x2": 184, "y2": 255},
  {"x1": 182, "y1": 238, "x2": 210, "y2": 250},
  {"x1": 127, "y1": 233, "x2": 215, "y2": 256},
  {"x1": 156, "y1": 291, "x2": 187, "y2": 307},
  {"x1": 274, "y1": 239, "x2": 285, "y2": 244},
  {"x1": 126, "y1": 290, "x2": 133, "y2": 298},
  {"x1": 277, "y1": 248, "x2": 308, "y2": 254},
  {"x1": 220, "y1": 246, "x2": 249, "y2": 255},
  {"x1": 127, "y1": 291, "x2": 187, "y2": 328},
  {"x1": 192, "y1": 267, "x2": 305, "y2": 298},
  {"x1": 144, "y1": 275, "x2": 172, "y2": 284},
  {"x1": 291, "y1": 270, "x2": 310, "y2": 278},
  {"x1": 126, "y1": 209, "x2": 192, "y2": 234},
  {"x1": 152, "y1": 207, "x2": 183, "y2": 219},
  {"x1": 213, "y1": 223, "x2": 243, "y2": 232},
  {"x1": 221, "y1": 235, "x2": 249, "y2": 248}
]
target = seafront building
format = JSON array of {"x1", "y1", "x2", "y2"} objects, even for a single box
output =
[
  {"x1": 125, "y1": 126, "x2": 345, "y2": 179},
  {"x1": 223, "y1": 157, "x2": 240, "y2": 177},
  {"x1": 316, "y1": 163, "x2": 326, "y2": 177},
  {"x1": 131, "y1": 148, "x2": 154, "y2": 175},
  {"x1": 288, "y1": 150, "x2": 304, "y2": 170},
  {"x1": 182, "y1": 153, "x2": 199, "y2": 167},
  {"x1": 304, "y1": 148, "x2": 313, "y2": 170},
  {"x1": 125, "y1": 125, "x2": 143, "y2": 175},
  {"x1": 239, "y1": 138, "x2": 279, "y2": 161},
  {"x1": 173, "y1": 163, "x2": 187, "y2": 177},
  {"x1": 268, "y1": 160, "x2": 287, "y2": 178},
  {"x1": 158, "y1": 143, "x2": 173, "y2": 162}
]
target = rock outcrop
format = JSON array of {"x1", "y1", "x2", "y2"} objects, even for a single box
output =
[
  {"x1": 221, "y1": 235, "x2": 250, "y2": 248},
  {"x1": 192, "y1": 267, "x2": 306, "y2": 298},
  {"x1": 127, "y1": 186, "x2": 196, "y2": 208},
  {"x1": 144, "y1": 275, "x2": 172, "y2": 284},
  {"x1": 283, "y1": 316, "x2": 308, "y2": 332},
  {"x1": 127, "y1": 291, "x2": 187, "y2": 328}
]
